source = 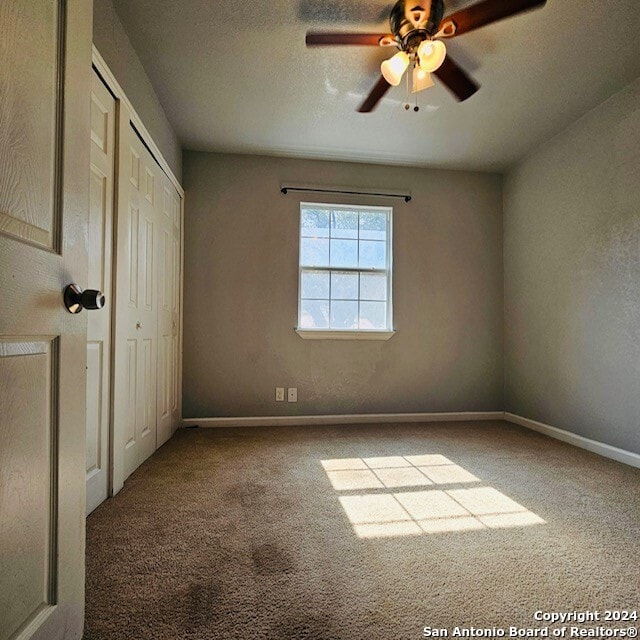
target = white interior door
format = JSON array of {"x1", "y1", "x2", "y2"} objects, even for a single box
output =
[
  {"x1": 0, "y1": 1, "x2": 91, "y2": 639},
  {"x1": 86, "y1": 70, "x2": 115, "y2": 515}
]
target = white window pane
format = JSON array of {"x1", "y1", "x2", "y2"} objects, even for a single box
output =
[
  {"x1": 360, "y1": 273, "x2": 387, "y2": 301},
  {"x1": 331, "y1": 272, "x2": 358, "y2": 300},
  {"x1": 300, "y1": 299, "x2": 329, "y2": 328},
  {"x1": 359, "y1": 240, "x2": 386, "y2": 269},
  {"x1": 359, "y1": 301, "x2": 387, "y2": 329},
  {"x1": 301, "y1": 208, "x2": 329, "y2": 238},
  {"x1": 331, "y1": 239, "x2": 358, "y2": 268},
  {"x1": 331, "y1": 210, "x2": 358, "y2": 239},
  {"x1": 359, "y1": 212, "x2": 387, "y2": 241},
  {"x1": 331, "y1": 301, "x2": 358, "y2": 329},
  {"x1": 301, "y1": 271, "x2": 330, "y2": 299},
  {"x1": 301, "y1": 237, "x2": 329, "y2": 267},
  {"x1": 298, "y1": 205, "x2": 392, "y2": 334}
]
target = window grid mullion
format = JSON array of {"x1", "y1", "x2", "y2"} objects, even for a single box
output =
[
  {"x1": 300, "y1": 267, "x2": 386, "y2": 274},
  {"x1": 357, "y1": 212, "x2": 361, "y2": 329},
  {"x1": 329, "y1": 210, "x2": 333, "y2": 328},
  {"x1": 302, "y1": 266, "x2": 386, "y2": 274},
  {"x1": 328, "y1": 269, "x2": 333, "y2": 329}
]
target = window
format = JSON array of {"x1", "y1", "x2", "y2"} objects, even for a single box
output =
[{"x1": 296, "y1": 203, "x2": 394, "y2": 340}]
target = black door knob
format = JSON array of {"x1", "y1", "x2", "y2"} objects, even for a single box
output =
[{"x1": 63, "y1": 284, "x2": 106, "y2": 314}]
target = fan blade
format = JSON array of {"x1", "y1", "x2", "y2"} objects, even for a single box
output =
[
  {"x1": 357, "y1": 76, "x2": 392, "y2": 112},
  {"x1": 433, "y1": 56, "x2": 479, "y2": 101},
  {"x1": 306, "y1": 32, "x2": 392, "y2": 46},
  {"x1": 443, "y1": 0, "x2": 546, "y2": 36}
]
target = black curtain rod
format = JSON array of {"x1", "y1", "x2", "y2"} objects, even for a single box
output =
[{"x1": 280, "y1": 186, "x2": 411, "y2": 203}]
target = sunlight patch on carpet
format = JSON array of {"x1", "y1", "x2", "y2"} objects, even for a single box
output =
[{"x1": 322, "y1": 455, "x2": 545, "y2": 538}]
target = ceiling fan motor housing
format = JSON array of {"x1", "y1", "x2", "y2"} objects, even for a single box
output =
[{"x1": 390, "y1": 0, "x2": 445, "y2": 49}]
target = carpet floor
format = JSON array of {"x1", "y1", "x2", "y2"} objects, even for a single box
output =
[{"x1": 85, "y1": 421, "x2": 640, "y2": 639}]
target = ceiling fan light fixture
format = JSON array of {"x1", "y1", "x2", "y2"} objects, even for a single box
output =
[
  {"x1": 418, "y1": 39, "x2": 447, "y2": 72},
  {"x1": 412, "y1": 66, "x2": 434, "y2": 93},
  {"x1": 381, "y1": 50, "x2": 410, "y2": 86}
]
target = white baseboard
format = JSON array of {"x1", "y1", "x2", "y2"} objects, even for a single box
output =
[
  {"x1": 182, "y1": 411, "x2": 505, "y2": 429},
  {"x1": 505, "y1": 412, "x2": 640, "y2": 469},
  {"x1": 181, "y1": 411, "x2": 639, "y2": 468}
]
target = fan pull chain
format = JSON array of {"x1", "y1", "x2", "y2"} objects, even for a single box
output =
[{"x1": 404, "y1": 64, "x2": 410, "y2": 110}]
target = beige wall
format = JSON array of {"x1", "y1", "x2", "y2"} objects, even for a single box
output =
[
  {"x1": 504, "y1": 78, "x2": 640, "y2": 453},
  {"x1": 182, "y1": 152, "x2": 503, "y2": 418},
  {"x1": 93, "y1": 0, "x2": 182, "y2": 179}
]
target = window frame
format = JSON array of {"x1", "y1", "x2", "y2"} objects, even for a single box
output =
[{"x1": 296, "y1": 202, "x2": 395, "y2": 340}]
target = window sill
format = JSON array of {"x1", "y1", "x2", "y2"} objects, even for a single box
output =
[{"x1": 295, "y1": 329, "x2": 396, "y2": 341}]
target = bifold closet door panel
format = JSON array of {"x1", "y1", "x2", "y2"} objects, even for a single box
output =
[
  {"x1": 112, "y1": 118, "x2": 159, "y2": 490},
  {"x1": 172, "y1": 189, "x2": 182, "y2": 435},
  {"x1": 112, "y1": 111, "x2": 182, "y2": 491},
  {"x1": 157, "y1": 176, "x2": 181, "y2": 448}
]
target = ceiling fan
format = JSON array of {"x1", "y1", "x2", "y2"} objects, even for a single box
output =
[{"x1": 305, "y1": 0, "x2": 547, "y2": 112}]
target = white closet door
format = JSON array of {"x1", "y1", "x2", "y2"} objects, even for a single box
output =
[
  {"x1": 157, "y1": 178, "x2": 181, "y2": 447},
  {"x1": 112, "y1": 120, "x2": 159, "y2": 489},
  {"x1": 86, "y1": 69, "x2": 115, "y2": 515},
  {"x1": 171, "y1": 190, "x2": 182, "y2": 433},
  {"x1": 109, "y1": 88, "x2": 183, "y2": 493}
]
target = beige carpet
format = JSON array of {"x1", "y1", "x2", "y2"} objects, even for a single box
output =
[{"x1": 85, "y1": 421, "x2": 640, "y2": 639}]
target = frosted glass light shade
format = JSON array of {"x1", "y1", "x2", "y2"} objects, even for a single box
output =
[
  {"x1": 381, "y1": 51, "x2": 410, "y2": 86},
  {"x1": 418, "y1": 39, "x2": 447, "y2": 72},
  {"x1": 412, "y1": 67, "x2": 434, "y2": 93}
]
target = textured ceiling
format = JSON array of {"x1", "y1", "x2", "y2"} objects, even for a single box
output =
[{"x1": 112, "y1": 0, "x2": 640, "y2": 171}]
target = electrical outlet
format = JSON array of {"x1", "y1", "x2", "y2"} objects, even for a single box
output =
[
  {"x1": 287, "y1": 387, "x2": 297, "y2": 402},
  {"x1": 275, "y1": 387, "x2": 285, "y2": 402}
]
